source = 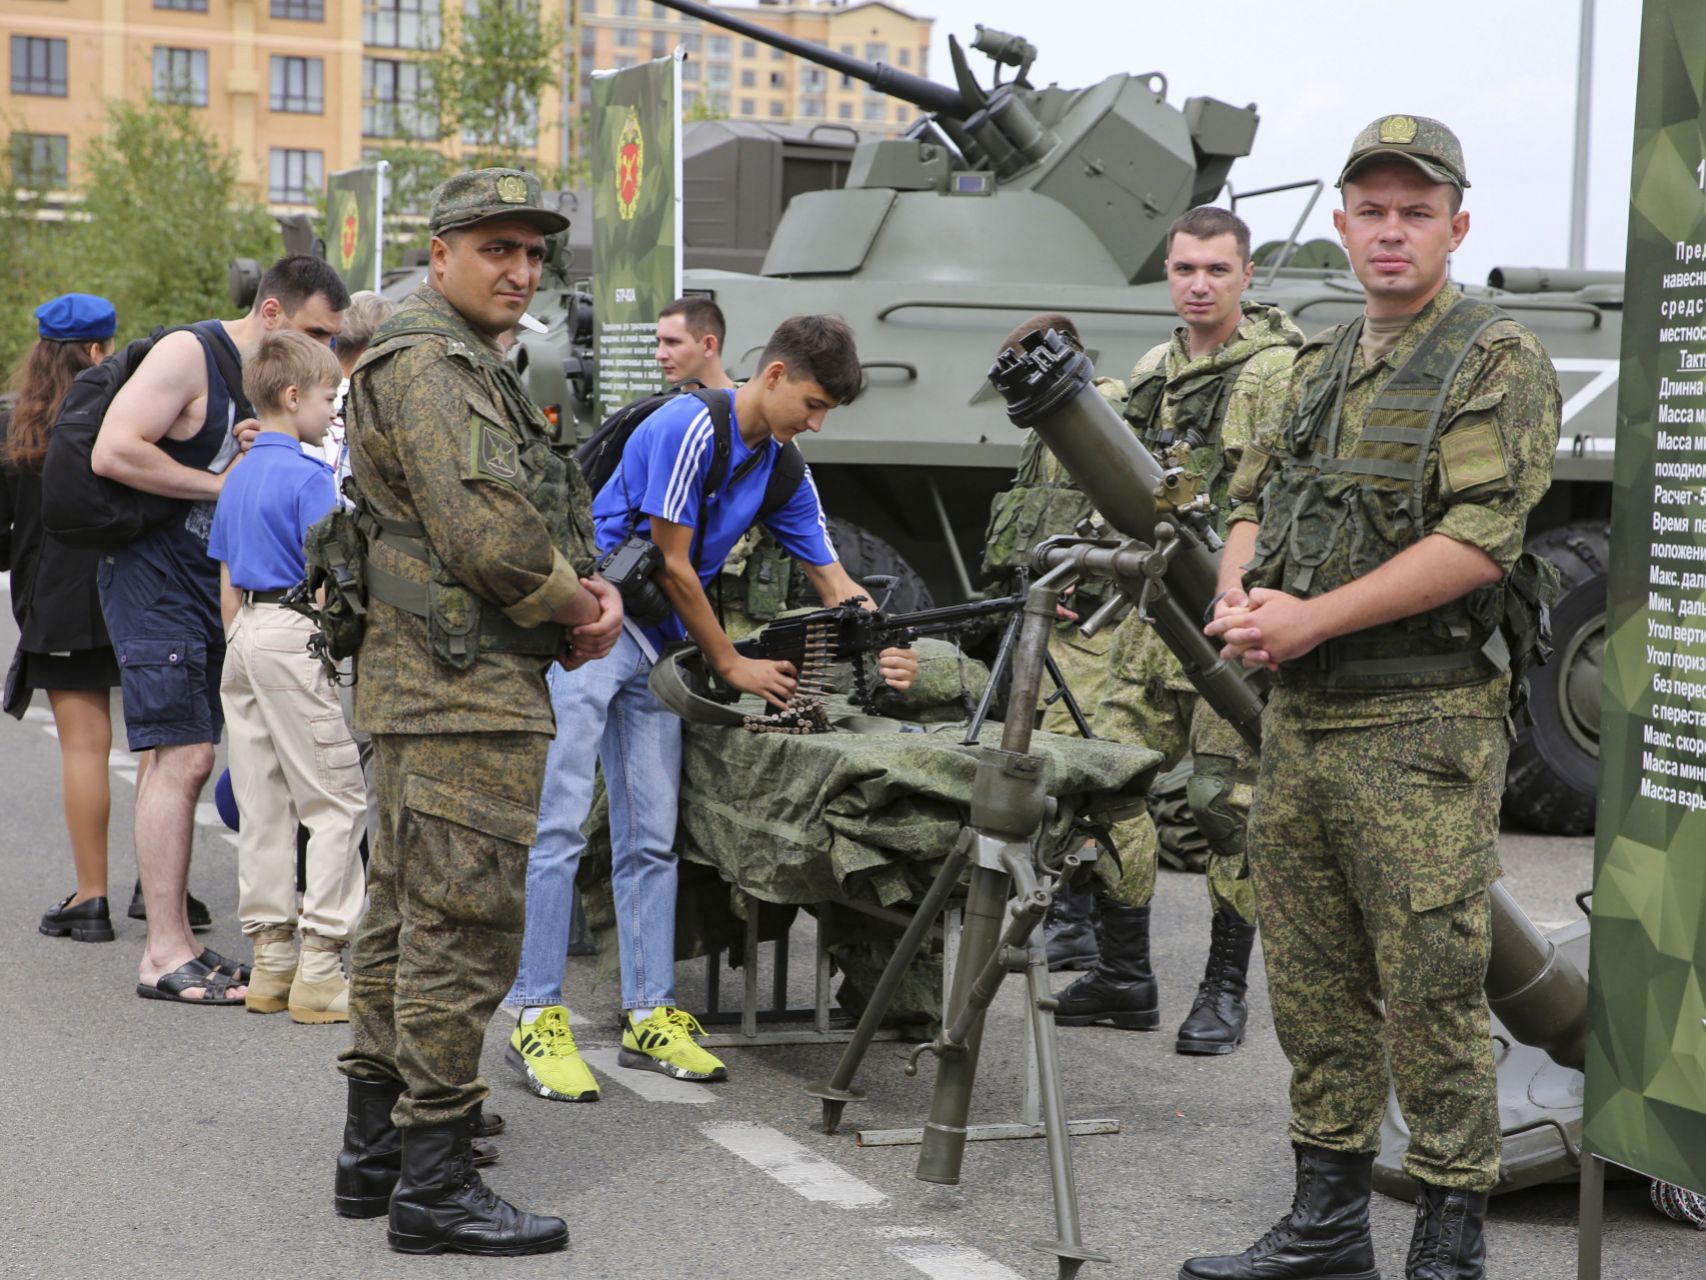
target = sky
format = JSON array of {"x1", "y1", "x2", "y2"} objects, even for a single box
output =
[{"x1": 912, "y1": 0, "x2": 1641, "y2": 285}]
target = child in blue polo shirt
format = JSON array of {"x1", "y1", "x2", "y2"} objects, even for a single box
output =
[{"x1": 209, "y1": 330, "x2": 367, "y2": 1023}]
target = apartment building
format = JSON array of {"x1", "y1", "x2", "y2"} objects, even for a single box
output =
[
  {"x1": 577, "y1": 0, "x2": 932, "y2": 138},
  {"x1": 1, "y1": 0, "x2": 565, "y2": 210}
]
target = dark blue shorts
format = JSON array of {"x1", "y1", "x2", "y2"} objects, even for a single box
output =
[{"x1": 97, "y1": 548, "x2": 225, "y2": 751}]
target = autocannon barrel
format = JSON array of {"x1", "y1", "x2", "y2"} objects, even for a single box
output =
[{"x1": 653, "y1": 0, "x2": 969, "y2": 119}]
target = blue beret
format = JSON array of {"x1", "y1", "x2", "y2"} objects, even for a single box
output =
[
  {"x1": 214, "y1": 767, "x2": 240, "y2": 831},
  {"x1": 35, "y1": 293, "x2": 117, "y2": 343}
]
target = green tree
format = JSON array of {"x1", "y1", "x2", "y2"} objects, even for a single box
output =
[
  {"x1": 418, "y1": 0, "x2": 562, "y2": 174},
  {"x1": 73, "y1": 99, "x2": 278, "y2": 345},
  {"x1": 0, "y1": 136, "x2": 74, "y2": 372}
]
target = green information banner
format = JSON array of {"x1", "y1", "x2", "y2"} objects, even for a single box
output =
[
  {"x1": 1583, "y1": 0, "x2": 1706, "y2": 1196},
  {"x1": 591, "y1": 52, "x2": 682, "y2": 422},
  {"x1": 325, "y1": 164, "x2": 384, "y2": 293}
]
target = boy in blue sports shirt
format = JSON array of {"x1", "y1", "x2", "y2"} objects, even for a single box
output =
[
  {"x1": 210, "y1": 330, "x2": 368, "y2": 1023},
  {"x1": 503, "y1": 315, "x2": 917, "y2": 1099}
]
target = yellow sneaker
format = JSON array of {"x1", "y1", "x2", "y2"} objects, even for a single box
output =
[
  {"x1": 506, "y1": 1006, "x2": 600, "y2": 1102},
  {"x1": 618, "y1": 1007, "x2": 728, "y2": 1082}
]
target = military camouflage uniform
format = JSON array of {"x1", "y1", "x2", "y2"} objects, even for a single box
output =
[
  {"x1": 1091, "y1": 303, "x2": 1301, "y2": 916},
  {"x1": 337, "y1": 280, "x2": 598, "y2": 1129},
  {"x1": 1233, "y1": 283, "x2": 1560, "y2": 1191}
]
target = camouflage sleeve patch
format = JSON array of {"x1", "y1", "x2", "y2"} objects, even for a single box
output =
[
  {"x1": 1228, "y1": 443, "x2": 1278, "y2": 502},
  {"x1": 467, "y1": 397, "x2": 523, "y2": 490},
  {"x1": 1439, "y1": 411, "x2": 1510, "y2": 500}
]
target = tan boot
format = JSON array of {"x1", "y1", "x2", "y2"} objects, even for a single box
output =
[
  {"x1": 246, "y1": 926, "x2": 297, "y2": 1014},
  {"x1": 290, "y1": 934, "x2": 350, "y2": 1024}
]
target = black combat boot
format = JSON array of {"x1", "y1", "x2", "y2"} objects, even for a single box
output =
[
  {"x1": 1179, "y1": 1145, "x2": 1379, "y2": 1280},
  {"x1": 387, "y1": 1117, "x2": 569, "y2": 1256},
  {"x1": 334, "y1": 1075, "x2": 404, "y2": 1218},
  {"x1": 1053, "y1": 902, "x2": 1159, "y2": 1029},
  {"x1": 1176, "y1": 908, "x2": 1259, "y2": 1055},
  {"x1": 1406, "y1": 1182, "x2": 1488, "y2": 1280},
  {"x1": 1042, "y1": 886, "x2": 1099, "y2": 972}
]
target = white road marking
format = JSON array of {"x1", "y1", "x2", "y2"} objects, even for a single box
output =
[
  {"x1": 579, "y1": 1047, "x2": 718, "y2": 1104},
  {"x1": 874, "y1": 1225, "x2": 945, "y2": 1240},
  {"x1": 888, "y1": 1242, "x2": 1029, "y2": 1280},
  {"x1": 701, "y1": 1121, "x2": 887, "y2": 1208}
]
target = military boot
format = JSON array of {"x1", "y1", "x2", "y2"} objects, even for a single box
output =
[
  {"x1": 1042, "y1": 885, "x2": 1099, "y2": 972},
  {"x1": 387, "y1": 1116, "x2": 568, "y2": 1256},
  {"x1": 1176, "y1": 909, "x2": 1258, "y2": 1055},
  {"x1": 1406, "y1": 1182, "x2": 1488, "y2": 1280},
  {"x1": 1053, "y1": 902, "x2": 1158, "y2": 1030},
  {"x1": 1178, "y1": 1145, "x2": 1379, "y2": 1280},
  {"x1": 333, "y1": 1075, "x2": 404, "y2": 1219}
]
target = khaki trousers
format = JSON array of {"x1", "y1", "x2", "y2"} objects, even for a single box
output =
[{"x1": 219, "y1": 603, "x2": 367, "y2": 942}]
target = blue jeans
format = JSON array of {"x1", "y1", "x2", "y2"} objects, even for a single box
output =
[{"x1": 506, "y1": 629, "x2": 682, "y2": 1012}]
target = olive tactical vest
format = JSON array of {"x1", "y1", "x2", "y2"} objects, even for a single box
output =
[
  {"x1": 355, "y1": 319, "x2": 598, "y2": 670},
  {"x1": 1248, "y1": 297, "x2": 1512, "y2": 691},
  {"x1": 1120, "y1": 362, "x2": 1239, "y2": 526}
]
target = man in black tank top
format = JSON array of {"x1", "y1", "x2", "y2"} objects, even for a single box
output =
[{"x1": 93, "y1": 255, "x2": 350, "y2": 1006}]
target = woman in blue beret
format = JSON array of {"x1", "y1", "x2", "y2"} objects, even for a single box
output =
[{"x1": 2, "y1": 292, "x2": 134, "y2": 943}]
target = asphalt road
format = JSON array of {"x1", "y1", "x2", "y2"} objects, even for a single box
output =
[{"x1": 1, "y1": 584, "x2": 1701, "y2": 1280}]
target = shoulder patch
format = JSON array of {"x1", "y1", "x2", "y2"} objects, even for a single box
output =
[{"x1": 467, "y1": 401, "x2": 522, "y2": 487}]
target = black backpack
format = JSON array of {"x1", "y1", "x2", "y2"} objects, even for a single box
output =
[
  {"x1": 41, "y1": 323, "x2": 252, "y2": 550},
  {"x1": 575, "y1": 386, "x2": 806, "y2": 556}
]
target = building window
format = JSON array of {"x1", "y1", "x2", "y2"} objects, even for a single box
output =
[
  {"x1": 768, "y1": 71, "x2": 783, "y2": 89},
  {"x1": 840, "y1": 73, "x2": 853, "y2": 90},
  {"x1": 681, "y1": 60, "x2": 699, "y2": 82},
  {"x1": 651, "y1": 1, "x2": 666, "y2": 16},
  {"x1": 771, "y1": 45, "x2": 783, "y2": 61},
  {"x1": 10, "y1": 36, "x2": 67, "y2": 97},
  {"x1": 615, "y1": 0, "x2": 636, "y2": 15},
  {"x1": 269, "y1": 148, "x2": 323, "y2": 203},
  {"x1": 271, "y1": 0, "x2": 325, "y2": 16},
  {"x1": 614, "y1": 54, "x2": 635, "y2": 69},
  {"x1": 270, "y1": 56, "x2": 324, "y2": 113},
  {"x1": 738, "y1": 97, "x2": 754, "y2": 116},
  {"x1": 581, "y1": 28, "x2": 597, "y2": 55},
  {"x1": 155, "y1": 0, "x2": 208, "y2": 10},
  {"x1": 614, "y1": 28, "x2": 636, "y2": 47},
  {"x1": 365, "y1": 0, "x2": 441, "y2": 50},
  {"x1": 707, "y1": 35, "x2": 729, "y2": 58},
  {"x1": 864, "y1": 42, "x2": 887, "y2": 62},
  {"x1": 363, "y1": 57, "x2": 435, "y2": 138},
  {"x1": 740, "y1": 40, "x2": 756, "y2": 58},
  {"x1": 863, "y1": 98, "x2": 885, "y2": 122},
  {"x1": 650, "y1": 31, "x2": 668, "y2": 57},
  {"x1": 707, "y1": 62, "x2": 729, "y2": 87},
  {"x1": 680, "y1": 33, "x2": 699, "y2": 52},
  {"x1": 582, "y1": 0, "x2": 593, "y2": 10},
  {"x1": 769, "y1": 100, "x2": 785, "y2": 118},
  {"x1": 837, "y1": 101, "x2": 851, "y2": 120},
  {"x1": 682, "y1": 88, "x2": 697, "y2": 109},
  {"x1": 896, "y1": 105, "x2": 909, "y2": 122},
  {"x1": 799, "y1": 97, "x2": 823, "y2": 118},
  {"x1": 839, "y1": 44, "x2": 853, "y2": 55},
  {"x1": 707, "y1": 90, "x2": 729, "y2": 114},
  {"x1": 153, "y1": 47, "x2": 210, "y2": 106},
  {"x1": 800, "y1": 67, "x2": 823, "y2": 90},
  {"x1": 8, "y1": 133, "x2": 68, "y2": 188},
  {"x1": 739, "y1": 69, "x2": 754, "y2": 87},
  {"x1": 897, "y1": 47, "x2": 910, "y2": 67}
]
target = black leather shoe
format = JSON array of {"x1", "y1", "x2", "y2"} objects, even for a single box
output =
[
  {"x1": 334, "y1": 1075, "x2": 404, "y2": 1219},
  {"x1": 1176, "y1": 908, "x2": 1259, "y2": 1055},
  {"x1": 1054, "y1": 902, "x2": 1159, "y2": 1030},
  {"x1": 39, "y1": 893, "x2": 115, "y2": 942},
  {"x1": 1042, "y1": 886, "x2": 1099, "y2": 971},
  {"x1": 1406, "y1": 1182, "x2": 1488, "y2": 1279},
  {"x1": 388, "y1": 1117, "x2": 568, "y2": 1256},
  {"x1": 1179, "y1": 1145, "x2": 1380, "y2": 1280},
  {"x1": 128, "y1": 879, "x2": 213, "y2": 930}
]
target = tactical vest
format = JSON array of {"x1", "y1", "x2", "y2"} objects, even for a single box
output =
[
  {"x1": 357, "y1": 320, "x2": 599, "y2": 670},
  {"x1": 1248, "y1": 297, "x2": 1515, "y2": 692},
  {"x1": 980, "y1": 433, "x2": 1098, "y2": 577},
  {"x1": 1120, "y1": 358, "x2": 1241, "y2": 524}
]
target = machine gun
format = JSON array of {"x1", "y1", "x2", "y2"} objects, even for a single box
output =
[{"x1": 649, "y1": 588, "x2": 1095, "y2": 735}]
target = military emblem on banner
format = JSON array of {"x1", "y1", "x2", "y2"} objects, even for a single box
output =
[
  {"x1": 332, "y1": 188, "x2": 359, "y2": 275},
  {"x1": 618, "y1": 107, "x2": 645, "y2": 221}
]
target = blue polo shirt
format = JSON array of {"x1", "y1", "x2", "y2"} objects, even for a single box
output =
[
  {"x1": 207, "y1": 432, "x2": 338, "y2": 590},
  {"x1": 591, "y1": 389, "x2": 837, "y2": 656}
]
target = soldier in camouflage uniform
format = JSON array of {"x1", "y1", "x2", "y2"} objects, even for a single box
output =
[
  {"x1": 1187, "y1": 120, "x2": 1560, "y2": 1280},
  {"x1": 330, "y1": 169, "x2": 622, "y2": 1257},
  {"x1": 1049, "y1": 209, "x2": 1301, "y2": 1060}
]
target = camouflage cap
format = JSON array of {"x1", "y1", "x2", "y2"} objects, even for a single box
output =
[
  {"x1": 428, "y1": 167, "x2": 570, "y2": 236},
  {"x1": 1337, "y1": 115, "x2": 1470, "y2": 190}
]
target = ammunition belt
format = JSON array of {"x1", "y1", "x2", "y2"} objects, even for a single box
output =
[{"x1": 743, "y1": 615, "x2": 837, "y2": 734}]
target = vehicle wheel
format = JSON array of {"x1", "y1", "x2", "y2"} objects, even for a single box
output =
[
  {"x1": 793, "y1": 517, "x2": 935, "y2": 614},
  {"x1": 1502, "y1": 519, "x2": 1608, "y2": 835}
]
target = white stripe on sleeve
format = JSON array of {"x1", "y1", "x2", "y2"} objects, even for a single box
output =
[{"x1": 661, "y1": 409, "x2": 713, "y2": 524}]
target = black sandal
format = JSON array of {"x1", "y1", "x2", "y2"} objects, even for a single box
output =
[
  {"x1": 136, "y1": 957, "x2": 244, "y2": 1005},
  {"x1": 198, "y1": 948, "x2": 252, "y2": 984}
]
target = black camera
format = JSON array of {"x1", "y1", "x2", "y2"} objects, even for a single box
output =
[{"x1": 595, "y1": 535, "x2": 672, "y2": 626}]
